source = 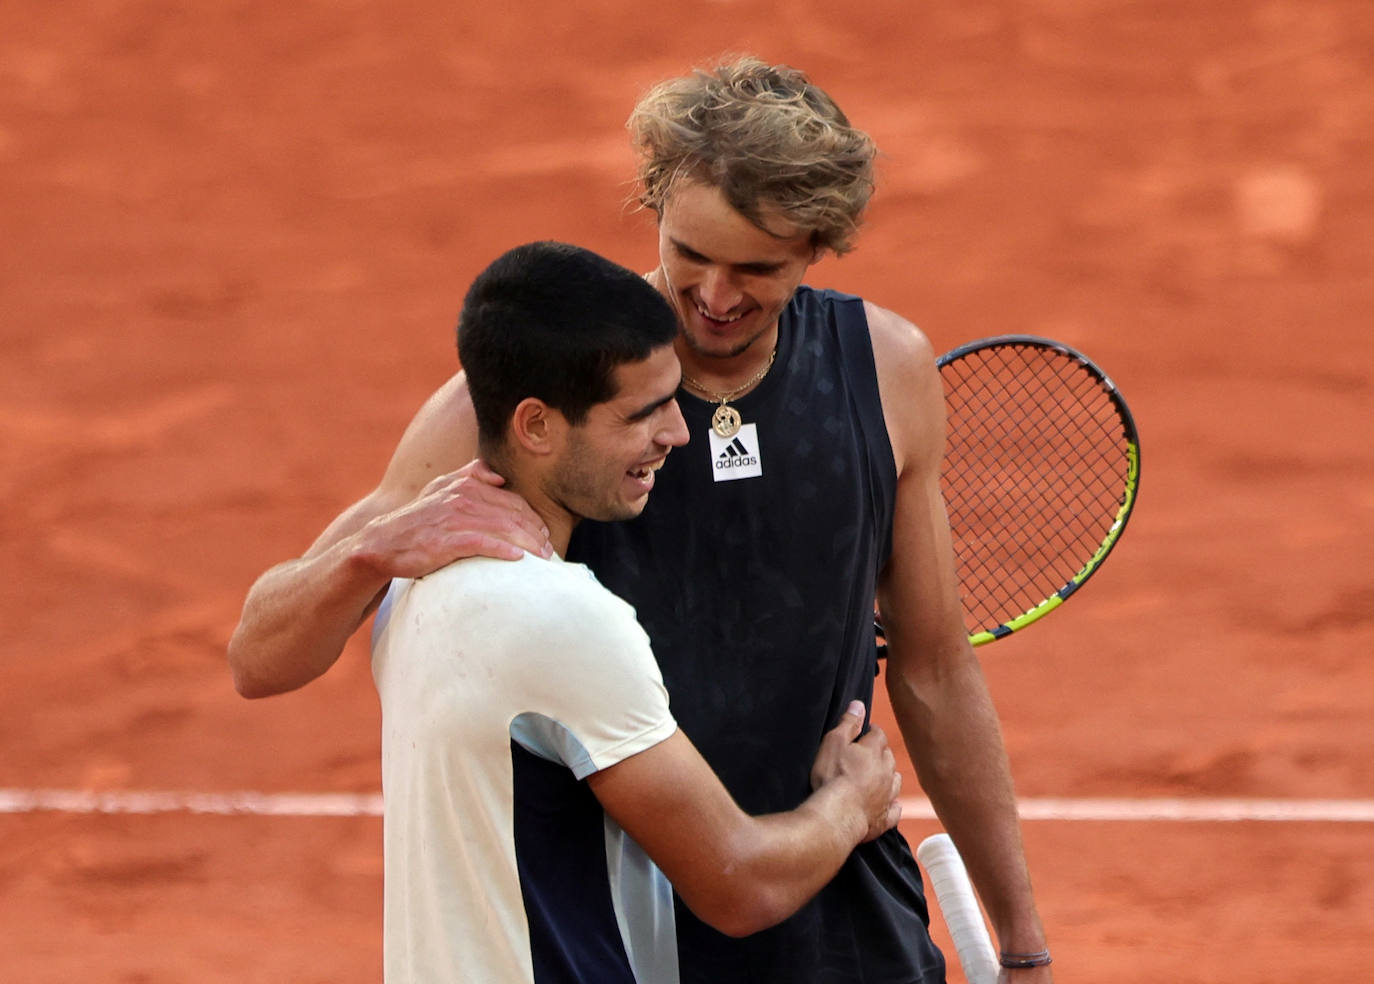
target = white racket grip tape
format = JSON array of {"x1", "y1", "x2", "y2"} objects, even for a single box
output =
[{"x1": 916, "y1": 833, "x2": 1000, "y2": 984}]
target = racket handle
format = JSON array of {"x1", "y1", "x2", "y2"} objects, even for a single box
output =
[{"x1": 917, "y1": 833, "x2": 1000, "y2": 984}]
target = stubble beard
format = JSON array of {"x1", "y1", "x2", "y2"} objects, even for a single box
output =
[
  {"x1": 549, "y1": 442, "x2": 645, "y2": 527},
  {"x1": 677, "y1": 315, "x2": 776, "y2": 363}
]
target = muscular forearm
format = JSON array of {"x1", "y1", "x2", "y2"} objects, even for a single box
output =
[
  {"x1": 594, "y1": 719, "x2": 896, "y2": 940},
  {"x1": 742, "y1": 782, "x2": 872, "y2": 934},
  {"x1": 228, "y1": 535, "x2": 389, "y2": 698},
  {"x1": 678, "y1": 781, "x2": 869, "y2": 938},
  {"x1": 889, "y1": 652, "x2": 1047, "y2": 952}
]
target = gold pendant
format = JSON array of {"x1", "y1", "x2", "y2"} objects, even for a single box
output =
[{"x1": 711, "y1": 403, "x2": 742, "y2": 438}]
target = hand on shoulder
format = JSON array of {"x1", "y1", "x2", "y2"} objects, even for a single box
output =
[{"x1": 353, "y1": 459, "x2": 553, "y2": 579}]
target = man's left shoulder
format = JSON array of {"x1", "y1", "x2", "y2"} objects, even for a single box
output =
[
  {"x1": 861, "y1": 300, "x2": 936, "y2": 370},
  {"x1": 857, "y1": 300, "x2": 945, "y2": 476}
]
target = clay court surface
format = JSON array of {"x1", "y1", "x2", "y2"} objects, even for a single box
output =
[{"x1": 2, "y1": 1, "x2": 1371, "y2": 980}]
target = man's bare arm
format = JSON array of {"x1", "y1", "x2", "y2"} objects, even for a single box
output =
[
  {"x1": 586, "y1": 702, "x2": 901, "y2": 939},
  {"x1": 228, "y1": 374, "x2": 551, "y2": 698},
  {"x1": 868, "y1": 303, "x2": 1052, "y2": 979}
]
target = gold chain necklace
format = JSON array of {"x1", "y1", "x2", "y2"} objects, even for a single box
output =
[{"x1": 680, "y1": 347, "x2": 777, "y2": 438}]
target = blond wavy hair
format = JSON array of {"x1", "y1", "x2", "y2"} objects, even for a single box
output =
[{"x1": 628, "y1": 56, "x2": 877, "y2": 256}]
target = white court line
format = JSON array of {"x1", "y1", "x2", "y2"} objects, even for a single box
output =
[
  {"x1": 900, "y1": 796, "x2": 1374, "y2": 823},
  {"x1": 1, "y1": 789, "x2": 1372, "y2": 822},
  {"x1": 0, "y1": 789, "x2": 383, "y2": 816}
]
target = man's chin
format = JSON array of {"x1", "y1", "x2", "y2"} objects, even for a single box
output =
[
  {"x1": 612, "y1": 498, "x2": 651, "y2": 522},
  {"x1": 682, "y1": 332, "x2": 749, "y2": 361},
  {"x1": 680, "y1": 319, "x2": 770, "y2": 361},
  {"x1": 583, "y1": 499, "x2": 650, "y2": 525}
]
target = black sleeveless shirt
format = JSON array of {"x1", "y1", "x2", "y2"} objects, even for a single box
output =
[{"x1": 568, "y1": 286, "x2": 945, "y2": 983}]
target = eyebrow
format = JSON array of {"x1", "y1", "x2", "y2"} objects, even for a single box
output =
[
  {"x1": 671, "y1": 238, "x2": 710, "y2": 262},
  {"x1": 670, "y1": 238, "x2": 786, "y2": 275},
  {"x1": 625, "y1": 379, "x2": 683, "y2": 421}
]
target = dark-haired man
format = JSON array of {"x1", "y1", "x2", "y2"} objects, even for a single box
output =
[{"x1": 372, "y1": 240, "x2": 902, "y2": 983}]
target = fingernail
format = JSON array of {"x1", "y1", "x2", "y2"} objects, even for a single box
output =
[{"x1": 847, "y1": 700, "x2": 865, "y2": 717}]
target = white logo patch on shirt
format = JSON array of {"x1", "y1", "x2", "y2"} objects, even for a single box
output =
[{"x1": 708, "y1": 423, "x2": 763, "y2": 482}]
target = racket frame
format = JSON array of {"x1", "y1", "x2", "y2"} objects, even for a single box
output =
[
  {"x1": 938, "y1": 334, "x2": 1141, "y2": 646},
  {"x1": 874, "y1": 334, "x2": 1141, "y2": 651}
]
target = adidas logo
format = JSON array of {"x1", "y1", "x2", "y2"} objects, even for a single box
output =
[
  {"x1": 718, "y1": 437, "x2": 749, "y2": 458},
  {"x1": 708, "y1": 422, "x2": 762, "y2": 482},
  {"x1": 715, "y1": 436, "x2": 758, "y2": 470}
]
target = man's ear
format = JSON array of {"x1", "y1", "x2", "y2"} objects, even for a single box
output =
[{"x1": 510, "y1": 398, "x2": 565, "y2": 456}]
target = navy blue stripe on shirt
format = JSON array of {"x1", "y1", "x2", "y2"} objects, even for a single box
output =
[{"x1": 510, "y1": 740, "x2": 638, "y2": 984}]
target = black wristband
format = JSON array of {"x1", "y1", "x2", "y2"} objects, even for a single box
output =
[{"x1": 999, "y1": 948, "x2": 1053, "y2": 969}]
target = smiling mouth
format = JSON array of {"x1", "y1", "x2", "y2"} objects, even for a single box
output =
[
  {"x1": 694, "y1": 302, "x2": 745, "y2": 325},
  {"x1": 629, "y1": 456, "x2": 670, "y2": 482}
]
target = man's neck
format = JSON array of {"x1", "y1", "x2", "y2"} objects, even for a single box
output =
[
  {"x1": 500, "y1": 473, "x2": 574, "y2": 559},
  {"x1": 544, "y1": 513, "x2": 575, "y2": 559},
  {"x1": 672, "y1": 329, "x2": 781, "y2": 397}
]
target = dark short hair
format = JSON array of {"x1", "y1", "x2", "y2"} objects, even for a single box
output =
[{"x1": 457, "y1": 241, "x2": 678, "y2": 450}]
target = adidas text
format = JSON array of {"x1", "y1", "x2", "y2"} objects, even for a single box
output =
[{"x1": 716, "y1": 454, "x2": 759, "y2": 470}]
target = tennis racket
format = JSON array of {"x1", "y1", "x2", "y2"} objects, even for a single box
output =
[
  {"x1": 877, "y1": 335, "x2": 1140, "y2": 649},
  {"x1": 916, "y1": 833, "x2": 999, "y2": 984}
]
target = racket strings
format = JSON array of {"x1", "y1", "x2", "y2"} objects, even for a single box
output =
[{"x1": 941, "y1": 345, "x2": 1134, "y2": 632}]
